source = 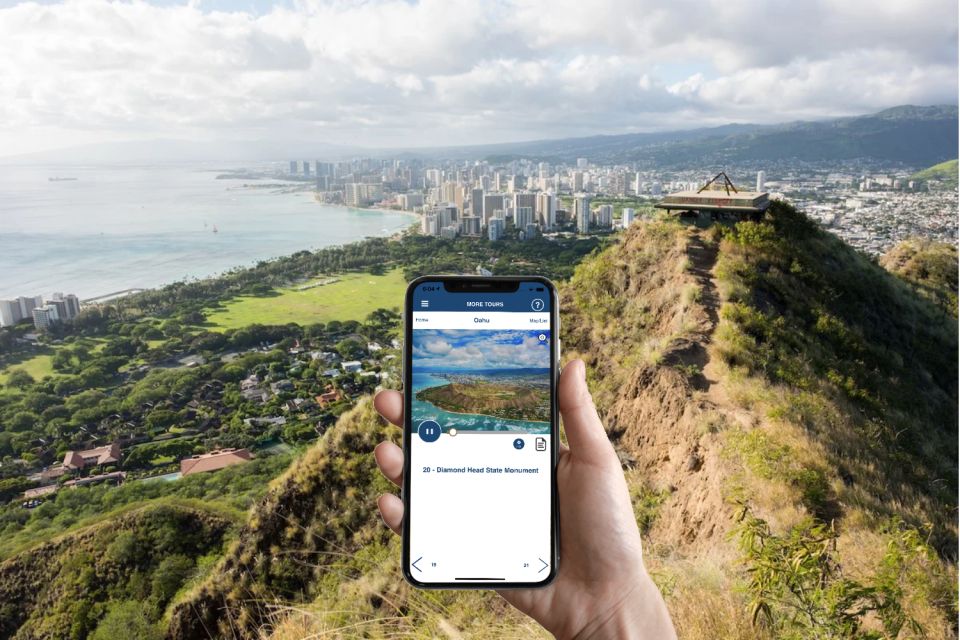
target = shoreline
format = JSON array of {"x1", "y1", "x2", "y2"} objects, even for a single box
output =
[
  {"x1": 6, "y1": 202, "x2": 417, "y2": 303},
  {"x1": 414, "y1": 391, "x2": 550, "y2": 427}
]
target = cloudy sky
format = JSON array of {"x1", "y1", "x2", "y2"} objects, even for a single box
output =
[
  {"x1": 413, "y1": 330, "x2": 549, "y2": 370},
  {"x1": 0, "y1": 0, "x2": 956, "y2": 157}
]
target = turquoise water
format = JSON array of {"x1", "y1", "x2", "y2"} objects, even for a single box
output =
[
  {"x1": 411, "y1": 370, "x2": 551, "y2": 434},
  {"x1": 138, "y1": 471, "x2": 182, "y2": 483},
  {"x1": 0, "y1": 163, "x2": 414, "y2": 299}
]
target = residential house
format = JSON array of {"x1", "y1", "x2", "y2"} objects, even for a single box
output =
[
  {"x1": 314, "y1": 385, "x2": 342, "y2": 407},
  {"x1": 180, "y1": 449, "x2": 253, "y2": 476},
  {"x1": 341, "y1": 360, "x2": 362, "y2": 373},
  {"x1": 63, "y1": 443, "x2": 121, "y2": 471}
]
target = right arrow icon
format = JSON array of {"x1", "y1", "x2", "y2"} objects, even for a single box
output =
[{"x1": 538, "y1": 557, "x2": 549, "y2": 573}]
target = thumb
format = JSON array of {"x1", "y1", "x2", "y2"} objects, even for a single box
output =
[{"x1": 558, "y1": 359, "x2": 616, "y2": 465}]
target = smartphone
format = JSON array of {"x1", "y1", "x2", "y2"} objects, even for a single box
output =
[{"x1": 402, "y1": 275, "x2": 559, "y2": 588}]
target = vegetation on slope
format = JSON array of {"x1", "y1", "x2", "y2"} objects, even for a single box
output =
[
  {"x1": 711, "y1": 202, "x2": 958, "y2": 636},
  {"x1": 167, "y1": 397, "x2": 544, "y2": 639},
  {"x1": 715, "y1": 203, "x2": 956, "y2": 546},
  {"x1": 909, "y1": 159, "x2": 959, "y2": 189},
  {"x1": 0, "y1": 502, "x2": 236, "y2": 640},
  {"x1": 0, "y1": 454, "x2": 290, "y2": 560},
  {"x1": 555, "y1": 205, "x2": 957, "y2": 638},
  {"x1": 880, "y1": 239, "x2": 958, "y2": 315},
  {"x1": 214, "y1": 206, "x2": 957, "y2": 639}
]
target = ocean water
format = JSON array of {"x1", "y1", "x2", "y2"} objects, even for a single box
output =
[
  {"x1": 0, "y1": 163, "x2": 415, "y2": 299},
  {"x1": 411, "y1": 370, "x2": 551, "y2": 434}
]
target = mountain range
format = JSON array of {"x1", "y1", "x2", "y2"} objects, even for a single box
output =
[
  {"x1": 416, "y1": 105, "x2": 959, "y2": 168},
  {"x1": 3, "y1": 105, "x2": 956, "y2": 168}
]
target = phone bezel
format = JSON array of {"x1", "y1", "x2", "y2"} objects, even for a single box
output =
[{"x1": 401, "y1": 274, "x2": 560, "y2": 589}]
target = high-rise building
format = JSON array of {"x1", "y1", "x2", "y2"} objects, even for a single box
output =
[
  {"x1": 461, "y1": 216, "x2": 482, "y2": 236},
  {"x1": 483, "y1": 194, "x2": 504, "y2": 225},
  {"x1": 399, "y1": 193, "x2": 424, "y2": 210},
  {"x1": 523, "y1": 223, "x2": 538, "y2": 241},
  {"x1": 47, "y1": 298, "x2": 68, "y2": 320},
  {"x1": 471, "y1": 188, "x2": 484, "y2": 219},
  {"x1": 576, "y1": 158, "x2": 588, "y2": 169},
  {"x1": 574, "y1": 194, "x2": 591, "y2": 234},
  {"x1": 513, "y1": 192, "x2": 536, "y2": 218},
  {"x1": 50, "y1": 293, "x2": 81, "y2": 320},
  {"x1": 21, "y1": 296, "x2": 42, "y2": 319},
  {"x1": 488, "y1": 218, "x2": 504, "y2": 241},
  {"x1": 596, "y1": 204, "x2": 613, "y2": 228},
  {"x1": 756, "y1": 171, "x2": 766, "y2": 192},
  {"x1": 0, "y1": 299, "x2": 20, "y2": 327},
  {"x1": 651, "y1": 181, "x2": 662, "y2": 196},
  {"x1": 439, "y1": 225, "x2": 458, "y2": 240},
  {"x1": 421, "y1": 213, "x2": 439, "y2": 236},
  {"x1": 622, "y1": 207, "x2": 636, "y2": 227},
  {"x1": 515, "y1": 206, "x2": 534, "y2": 230},
  {"x1": 572, "y1": 171, "x2": 585, "y2": 192},
  {"x1": 482, "y1": 194, "x2": 502, "y2": 219},
  {"x1": 635, "y1": 171, "x2": 643, "y2": 195},
  {"x1": 436, "y1": 205, "x2": 458, "y2": 229},
  {"x1": 289, "y1": 161, "x2": 298, "y2": 175},
  {"x1": 536, "y1": 192, "x2": 556, "y2": 229},
  {"x1": 32, "y1": 305, "x2": 59, "y2": 330},
  {"x1": 302, "y1": 162, "x2": 311, "y2": 177},
  {"x1": 345, "y1": 183, "x2": 383, "y2": 207}
]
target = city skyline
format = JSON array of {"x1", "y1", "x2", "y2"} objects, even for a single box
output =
[{"x1": 0, "y1": 0, "x2": 956, "y2": 158}]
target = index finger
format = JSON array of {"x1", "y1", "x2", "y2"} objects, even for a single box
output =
[{"x1": 374, "y1": 389, "x2": 404, "y2": 427}]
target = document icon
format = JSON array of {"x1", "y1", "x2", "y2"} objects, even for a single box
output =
[{"x1": 535, "y1": 437, "x2": 546, "y2": 452}]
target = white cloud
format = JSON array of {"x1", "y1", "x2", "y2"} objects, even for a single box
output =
[{"x1": 0, "y1": 0, "x2": 955, "y2": 156}]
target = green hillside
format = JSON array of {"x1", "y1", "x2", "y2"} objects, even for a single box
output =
[
  {"x1": 159, "y1": 202, "x2": 957, "y2": 640},
  {"x1": 910, "y1": 159, "x2": 959, "y2": 189},
  {"x1": 0, "y1": 502, "x2": 236, "y2": 640},
  {"x1": 881, "y1": 238, "x2": 959, "y2": 314}
]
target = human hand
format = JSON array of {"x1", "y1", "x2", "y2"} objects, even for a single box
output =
[{"x1": 373, "y1": 359, "x2": 677, "y2": 640}]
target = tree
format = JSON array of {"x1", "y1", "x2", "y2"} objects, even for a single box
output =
[
  {"x1": 150, "y1": 554, "x2": 195, "y2": 605},
  {"x1": 336, "y1": 338, "x2": 365, "y2": 360},
  {"x1": 8, "y1": 411, "x2": 39, "y2": 433},
  {"x1": 90, "y1": 601, "x2": 163, "y2": 640},
  {"x1": 6, "y1": 369, "x2": 34, "y2": 390},
  {"x1": 0, "y1": 477, "x2": 34, "y2": 503}
]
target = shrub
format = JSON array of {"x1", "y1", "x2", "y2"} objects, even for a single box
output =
[{"x1": 736, "y1": 505, "x2": 918, "y2": 639}]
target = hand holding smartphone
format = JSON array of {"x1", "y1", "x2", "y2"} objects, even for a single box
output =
[
  {"x1": 401, "y1": 276, "x2": 559, "y2": 588},
  {"x1": 373, "y1": 278, "x2": 676, "y2": 635}
]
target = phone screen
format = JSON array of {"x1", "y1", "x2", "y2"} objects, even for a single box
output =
[{"x1": 404, "y1": 279, "x2": 556, "y2": 586}]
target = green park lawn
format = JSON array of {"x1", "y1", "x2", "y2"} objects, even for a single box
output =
[
  {"x1": 0, "y1": 353, "x2": 55, "y2": 388},
  {"x1": 205, "y1": 269, "x2": 406, "y2": 330}
]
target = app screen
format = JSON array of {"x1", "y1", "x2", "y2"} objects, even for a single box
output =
[{"x1": 408, "y1": 281, "x2": 553, "y2": 583}]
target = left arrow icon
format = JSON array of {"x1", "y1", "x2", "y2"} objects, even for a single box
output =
[{"x1": 412, "y1": 556, "x2": 423, "y2": 572}]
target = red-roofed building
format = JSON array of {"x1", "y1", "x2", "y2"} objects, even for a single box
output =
[
  {"x1": 63, "y1": 443, "x2": 121, "y2": 470},
  {"x1": 180, "y1": 448, "x2": 253, "y2": 477},
  {"x1": 315, "y1": 385, "x2": 342, "y2": 407}
]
